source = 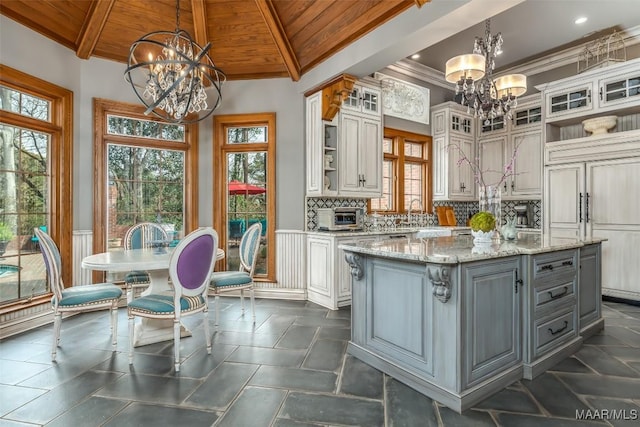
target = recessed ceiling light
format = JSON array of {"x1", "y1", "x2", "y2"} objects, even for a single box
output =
[
  {"x1": 575, "y1": 16, "x2": 588, "y2": 24},
  {"x1": 411, "y1": 54, "x2": 420, "y2": 60}
]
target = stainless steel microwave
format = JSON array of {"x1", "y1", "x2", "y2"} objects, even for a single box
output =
[{"x1": 317, "y1": 207, "x2": 363, "y2": 231}]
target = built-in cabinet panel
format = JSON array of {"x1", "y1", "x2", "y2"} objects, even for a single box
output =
[
  {"x1": 545, "y1": 139, "x2": 640, "y2": 301},
  {"x1": 538, "y1": 57, "x2": 640, "y2": 126},
  {"x1": 542, "y1": 60, "x2": 640, "y2": 302},
  {"x1": 461, "y1": 257, "x2": 521, "y2": 388},
  {"x1": 305, "y1": 80, "x2": 382, "y2": 198},
  {"x1": 579, "y1": 244, "x2": 601, "y2": 335},
  {"x1": 431, "y1": 103, "x2": 476, "y2": 201},
  {"x1": 476, "y1": 95, "x2": 543, "y2": 199}
]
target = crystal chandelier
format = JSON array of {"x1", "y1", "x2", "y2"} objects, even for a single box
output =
[
  {"x1": 124, "y1": 0, "x2": 225, "y2": 124},
  {"x1": 445, "y1": 20, "x2": 526, "y2": 123}
]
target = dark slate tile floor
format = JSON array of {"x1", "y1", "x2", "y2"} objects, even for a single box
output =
[{"x1": 1, "y1": 298, "x2": 639, "y2": 426}]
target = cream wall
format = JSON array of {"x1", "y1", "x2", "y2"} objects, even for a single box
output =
[{"x1": 1, "y1": 16, "x2": 306, "y2": 231}]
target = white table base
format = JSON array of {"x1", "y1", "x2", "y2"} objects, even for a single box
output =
[{"x1": 133, "y1": 269, "x2": 193, "y2": 347}]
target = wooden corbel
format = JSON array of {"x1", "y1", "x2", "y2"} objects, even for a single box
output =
[
  {"x1": 305, "y1": 74, "x2": 357, "y2": 121},
  {"x1": 414, "y1": 0, "x2": 431, "y2": 8}
]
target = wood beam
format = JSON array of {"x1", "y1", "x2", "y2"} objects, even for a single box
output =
[
  {"x1": 190, "y1": 0, "x2": 209, "y2": 48},
  {"x1": 254, "y1": 0, "x2": 301, "y2": 81},
  {"x1": 75, "y1": 0, "x2": 115, "y2": 59},
  {"x1": 414, "y1": 0, "x2": 431, "y2": 8}
]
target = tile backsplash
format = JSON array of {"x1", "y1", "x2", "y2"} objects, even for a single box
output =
[{"x1": 306, "y1": 197, "x2": 541, "y2": 231}]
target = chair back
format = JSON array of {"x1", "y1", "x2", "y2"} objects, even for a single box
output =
[
  {"x1": 169, "y1": 228, "x2": 218, "y2": 300},
  {"x1": 124, "y1": 222, "x2": 168, "y2": 250},
  {"x1": 34, "y1": 228, "x2": 64, "y2": 304},
  {"x1": 238, "y1": 222, "x2": 262, "y2": 276}
]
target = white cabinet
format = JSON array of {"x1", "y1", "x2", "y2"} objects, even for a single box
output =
[
  {"x1": 431, "y1": 102, "x2": 476, "y2": 201},
  {"x1": 544, "y1": 138, "x2": 640, "y2": 302},
  {"x1": 306, "y1": 233, "x2": 377, "y2": 309},
  {"x1": 337, "y1": 112, "x2": 382, "y2": 196},
  {"x1": 537, "y1": 57, "x2": 640, "y2": 124},
  {"x1": 341, "y1": 84, "x2": 381, "y2": 117},
  {"x1": 305, "y1": 80, "x2": 382, "y2": 198},
  {"x1": 477, "y1": 95, "x2": 543, "y2": 199}
]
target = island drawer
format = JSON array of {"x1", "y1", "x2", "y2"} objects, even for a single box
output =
[
  {"x1": 534, "y1": 278, "x2": 576, "y2": 311},
  {"x1": 534, "y1": 307, "x2": 577, "y2": 357},
  {"x1": 531, "y1": 249, "x2": 578, "y2": 281}
]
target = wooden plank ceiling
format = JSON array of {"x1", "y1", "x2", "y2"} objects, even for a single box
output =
[{"x1": 0, "y1": 0, "x2": 429, "y2": 82}]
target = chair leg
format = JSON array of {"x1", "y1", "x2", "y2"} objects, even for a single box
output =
[
  {"x1": 203, "y1": 308, "x2": 212, "y2": 354},
  {"x1": 250, "y1": 287, "x2": 256, "y2": 324},
  {"x1": 128, "y1": 312, "x2": 134, "y2": 365},
  {"x1": 51, "y1": 312, "x2": 61, "y2": 361},
  {"x1": 240, "y1": 289, "x2": 245, "y2": 314},
  {"x1": 174, "y1": 319, "x2": 181, "y2": 372},
  {"x1": 215, "y1": 295, "x2": 220, "y2": 331},
  {"x1": 110, "y1": 304, "x2": 118, "y2": 349}
]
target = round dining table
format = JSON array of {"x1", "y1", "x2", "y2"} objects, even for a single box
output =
[{"x1": 82, "y1": 247, "x2": 225, "y2": 347}]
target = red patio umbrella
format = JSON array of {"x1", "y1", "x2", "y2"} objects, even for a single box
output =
[{"x1": 228, "y1": 180, "x2": 266, "y2": 195}]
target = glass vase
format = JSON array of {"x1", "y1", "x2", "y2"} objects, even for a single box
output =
[{"x1": 478, "y1": 185, "x2": 502, "y2": 232}]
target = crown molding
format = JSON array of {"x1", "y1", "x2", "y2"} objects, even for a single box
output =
[
  {"x1": 499, "y1": 24, "x2": 640, "y2": 77},
  {"x1": 384, "y1": 60, "x2": 449, "y2": 90},
  {"x1": 384, "y1": 24, "x2": 640, "y2": 89}
]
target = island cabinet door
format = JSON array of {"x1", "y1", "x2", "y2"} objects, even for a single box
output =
[{"x1": 461, "y1": 257, "x2": 522, "y2": 389}]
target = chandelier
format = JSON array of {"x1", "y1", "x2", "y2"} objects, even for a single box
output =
[
  {"x1": 124, "y1": 0, "x2": 225, "y2": 124},
  {"x1": 445, "y1": 20, "x2": 526, "y2": 123}
]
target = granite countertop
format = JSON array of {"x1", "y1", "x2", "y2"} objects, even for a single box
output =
[
  {"x1": 338, "y1": 233, "x2": 605, "y2": 265},
  {"x1": 306, "y1": 226, "x2": 471, "y2": 237},
  {"x1": 306, "y1": 226, "x2": 541, "y2": 238}
]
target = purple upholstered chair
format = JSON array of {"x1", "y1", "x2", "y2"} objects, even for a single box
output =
[
  {"x1": 127, "y1": 227, "x2": 218, "y2": 372},
  {"x1": 35, "y1": 227, "x2": 123, "y2": 361}
]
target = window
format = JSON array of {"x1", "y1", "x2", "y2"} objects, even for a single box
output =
[
  {"x1": 93, "y1": 99, "x2": 198, "y2": 281},
  {"x1": 370, "y1": 128, "x2": 431, "y2": 214},
  {"x1": 214, "y1": 114, "x2": 275, "y2": 282},
  {"x1": 0, "y1": 65, "x2": 73, "y2": 307}
]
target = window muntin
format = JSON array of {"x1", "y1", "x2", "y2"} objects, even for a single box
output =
[
  {"x1": 107, "y1": 115, "x2": 185, "y2": 142},
  {"x1": 369, "y1": 130, "x2": 430, "y2": 215},
  {"x1": 0, "y1": 85, "x2": 51, "y2": 122},
  {"x1": 0, "y1": 124, "x2": 50, "y2": 304},
  {"x1": 227, "y1": 126, "x2": 267, "y2": 144},
  {"x1": 0, "y1": 64, "x2": 73, "y2": 309}
]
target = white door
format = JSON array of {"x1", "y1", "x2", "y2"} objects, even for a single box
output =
[
  {"x1": 586, "y1": 157, "x2": 640, "y2": 301},
  {"x1": 511, "y1": 130, "x2": 542, "y2": 198},
  {"x1": 449, "y1": 136, "x2": 474, "y2": 199},
  {"x1": 359, "y1": 117, "x2": 382, "y2": 195},
  {"x1": 305, "y1": 92, "x2": 322, "y2": 195},
  {"x1": 544, "y1": 163, "x2": 585, "y2": 238},
  {"x1": 338, "y1": 114, "x2": 361, "y2": 194},
  {"x1": 478, "y1": 135, "x2": 506, "y2": 190}
]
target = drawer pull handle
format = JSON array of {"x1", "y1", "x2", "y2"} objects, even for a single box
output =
[
  {"x1": 540, "y1": 264, "x2": 554, "y2": 271},
  {"x1": 548, "y1": 287, "x2": 568, "y2": 299},
  {"x1": 548, "y1": 321, "x2": 569, "y2": 336},
  {"x1": 562, "y1": 260, "x2": 573, "y2": 266}
]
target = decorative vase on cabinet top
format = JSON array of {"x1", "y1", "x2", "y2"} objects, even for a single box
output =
[{"x1": 582, "y1": 115, "x2": 617, "y2": 136}]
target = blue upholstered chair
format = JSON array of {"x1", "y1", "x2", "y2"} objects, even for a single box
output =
[
  {"x1": 123, "y1": 222, "x2": 169, "y2": 303},
  {"x1": 210, "y1": 222, "x2": 262, "y2": 328},
  {"x1": 35, "y1": 227, "x2": 123, "y2": 362},
  {"x1": 127, "y1": 228, "x2": 218, "y2": 372}
]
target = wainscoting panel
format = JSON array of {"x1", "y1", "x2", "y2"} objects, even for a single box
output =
[{"x1": 73, "y1": 230, "x2": 93, "y2": 286}]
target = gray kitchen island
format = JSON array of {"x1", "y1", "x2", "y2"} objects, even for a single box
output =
[{"x1": 340, "y1": 233, "x2": 605, "y2": 413}]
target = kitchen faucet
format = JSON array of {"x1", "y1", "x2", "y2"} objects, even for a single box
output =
[{"x1": 408, "y1": 199, "x2": 424, "y2": 226}]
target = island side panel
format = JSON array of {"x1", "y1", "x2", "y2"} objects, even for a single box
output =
[{"x1": 348, "y1": 252, "x2": 460, "y2": 402}]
